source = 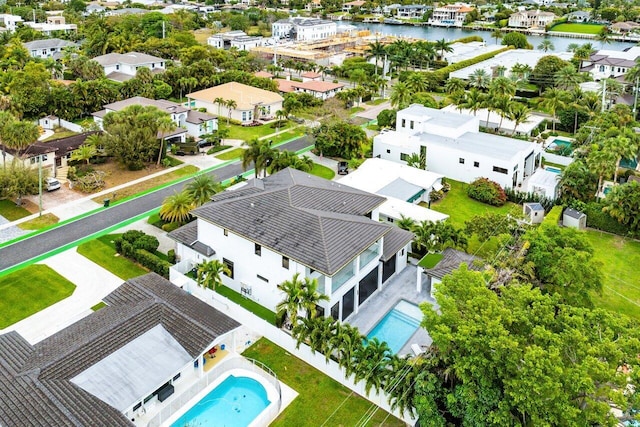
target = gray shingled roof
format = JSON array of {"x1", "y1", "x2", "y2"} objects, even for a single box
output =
[
  {"x1": 167, "y1": 221, "x2": 215, "y2": 256},
  {"x1": 382, "y1": 227, "x2": 414, "y2": 261},
  {"x1": 0, "y1": 273, "x2": 240, "y2": 427},
  {"x1": 423, "y1": 248, "x2": 483, "y2": 280},
  {"x1": 23, "y1": 38, "x2": 78, "y2": 50},
  {"x1": 94, "y1": 52, "x2": 166, "y2": 67},
  {"x1": 190, "y1": 168, "x2": 390, "y2": 275}
]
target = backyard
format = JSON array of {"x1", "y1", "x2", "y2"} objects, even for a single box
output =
[
  {"x1": 0, "y1": 264, "x2": 76, "y2": 328},
  {"x1": 77, "y1": 234, "x2": 148, "y2": 280},
  {"x1": 224, "y1": 122, "x2": 294, "y2": 141},
  {"x1": 585, "y1": 231, "x2": 640, "y2": 321},
  {"x1": 309, "y1": 163, "x2": 335, "y2": 180},
  {"x1": 549, "y1": 23, "x2": 605, "y2": 34},
  {"x1": 0, "y1": 199, "x2": 31, "y2": 221},
  {"x1": 243, "y1": 338, "x2": 405, "y2": 427}
]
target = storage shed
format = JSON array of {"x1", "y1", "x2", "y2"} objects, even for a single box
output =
[
  {"x1": 523, "y1": 202, "x2": 545, "y2": 224},
  {"x1": 562, "y1": 207, "x2": 587, "y2": 229}
]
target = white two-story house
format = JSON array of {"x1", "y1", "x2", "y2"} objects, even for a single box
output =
[
  {"x1": 92, "y1": 52, "x2": 167, "y2": 82},
  {"x1": 23, "y1": 38, "x2": 78, "y2": 59},
  {"x1": 373, "y1": 105, "x2": 542, "y2": 189},
  {"x1": 581, "y1": 46, "x2": 640, "y2": 81},
  {"x1": 272, "y1": 18, "x2": 336, "y2": 41},
  {"x1": 168, "y1": 168, "x2": 414, "y2": 322}
]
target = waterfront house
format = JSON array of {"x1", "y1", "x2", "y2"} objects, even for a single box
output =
[
  {"x1": 272, "y1": 17, "x2": 336, "y2": 41},
  {"x1": 581, "y1": 46, "x2": 640, "y2": 81},
  {"x1": 567, "y1": 11, "x2": 590, "y2": 23},
  {"x1": 428, "y1": 3, "x2": 474, "y2": 27},
  {"x1": 508, "y1": 10, "x2": 556, "y2": 28},
  {"x1": 207, "y1": 30, "x2": 267, "y2": 51},
  {"x1": 396, "y1": 5, "x2": 431, "y2": 19}
]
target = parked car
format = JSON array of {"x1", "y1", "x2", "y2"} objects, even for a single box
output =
[
  {"x1": 337, "y1": 161, "x2": 349, "y2": 175},
  {"x1": 45, "y1": 177, "x2": 61, "y2": 191}
]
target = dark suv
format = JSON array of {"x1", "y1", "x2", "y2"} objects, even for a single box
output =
[{"x1": 337, "y1": 161, "x2": 348, "y2": 175}]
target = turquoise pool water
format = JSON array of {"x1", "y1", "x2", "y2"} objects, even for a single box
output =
[
  {"x1": 546, "y1": 139, "x2": 573, "y2": 156},
  {"x1": 366, "y1": 300, "x2": 422, "y2": 354},
  {"x1": 171, "y1": 375, "x2": 270, "y2": 427},
  {"x1": 545, "y1": 166, "x2": 562, "y2": 174}
]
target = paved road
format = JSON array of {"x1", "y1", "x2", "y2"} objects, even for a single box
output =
[{"x1": 0, "y1": 137, "x2": 313, "y2": 272}]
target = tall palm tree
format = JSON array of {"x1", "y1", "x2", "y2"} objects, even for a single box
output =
[
  {"x1": 468, "y1": 69, "x2": 491, "y2": 90},
  {"x1": 539, "y1": 87, "x2": 569, "y2": 132},
  {"x1": 196, "y1": 259, "x2": 229, "y2": 290},
  {"x1": 348, "y1": 68, "x2": 367, "y2": 88},
  {"x1": 434, "y1": 38, "x2": 453, "y2": 60},
  {"x1": 367, "y1": 40, "x2": 387, "y2": 75},
  {"x1": 185, "y1": 174, "x2": 221, "y2": 206},
  {"x1": 597, "y1": 28, "x2": 612, "y2": 46},
  {"x1": 159, "y1": 190, "x2": 194, "y2": 223},
  {"x1": 491, "y1": 29, "x2": 503, "y2": 45},
  {"x1": 242, "y1": 138, "x2": 275, "y2": 178},
  {"x1": 354, "y1": 337, "x2": 391, "y2": 396},
  {"x1": 493, "y1": 95, "x2": 512, "y2": 131},
  {"x1": 554, "y1": 65, "x2": 582, "y2": 90},
  {"x1": 274, "y1": 110, "x2": 286, "y2": 132},
  {"x1": 390, "y1": 81, "x2": 411, "y2": 109},
  {"x1": 461, "y1": 88, "x2": 484, "y2": 116},
  {"x1": 605, "y1": 135, "x2": 640, "y2": 184},
  {"x1": 444, "y1": 77, "x2": 466, "y2": 95},
  {"x1": 489, "y1": 76, "x2": 516, "y2": 98},
  {"x1": 574, "y1": 43, "x2": 595, "y2": 71},
  {"x1": 276, "y1": 273, "x2": 328, "y2": 325},
  {"x1": 587, "y1": 144, "x2": 617, "y2": 196},
  {"x1": 225, "y1": 99, "x2": 237, "y2": 124},
  {"x1": 537, "y1": 39, "x2": 555, "y2": 52},
  {"x1": 214, "y1": 97, "x2": 225, "y2": 117},
  {"x1": 1, "y1": 120, "x2": 39, "y2": 152},
  {"x1": 506, "y1": 103, "x2": 531, "y2": 135},
  {"x1": 333, "y1": 323, "x2": 364, "y2": 378},
  {"x1": 405, "y1": 72, "x2": 429, "y2": 93}
]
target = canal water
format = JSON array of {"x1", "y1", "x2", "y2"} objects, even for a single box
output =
[{"x1": 340, "y1": 22, "x2": 636, "y2": 53}]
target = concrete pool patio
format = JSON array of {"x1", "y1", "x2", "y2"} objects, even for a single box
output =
[{"x1": 347, "y1": 264, "x2": 437, "y2": 356}]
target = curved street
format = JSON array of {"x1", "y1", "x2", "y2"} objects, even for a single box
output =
[{"x1": 0, "y1": 137, "x2": 313, "y2": 272}]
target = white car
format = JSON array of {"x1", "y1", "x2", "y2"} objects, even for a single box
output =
[{"x1": 45, "y1": 177, "x2": 61, "y2": 192}]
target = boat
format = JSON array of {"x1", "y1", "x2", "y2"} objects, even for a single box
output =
[{"x1": 383, "y1": 18, "x2": 404, "y2": 25}]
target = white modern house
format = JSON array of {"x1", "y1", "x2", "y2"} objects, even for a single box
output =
[
  {"x1": 508, "y1": 10, "x2": 555, "y2": 28},
  {"x1": 338, "y1": 158, "x2": 449, "y2": 224},
  {"x1": 24, "y1": 16, "x2": 77, "y2": 35},
  {"x1": 23, "y1": 38, "x2": 78, "y2": 59},
  {"x1": 396, "y1": 5, "x2": 431, "y2": 19},
  {"x1": 373, "y1": 105, "x2": 543, "y2": 189},
  {"x1": 272, "y1": 17, "x2": 337, "y2": 41},
  {"x1": 92, "y1": 97, "x2": 217, "y2": 140},
  {"x1": 207, "y1": 30, "x2": 267, "y2": 51},
  {"x1": 581, "y1": 46, "x2": 640, "y2": 81},
  {"x1": 168, "y1": 168, "x2": 414, "y2": 322},
  {"x1": 428, "y1": 3, "x2": 474, "y2": 27},
  {"x1": 93, "y1": 52, "x2": 167, "y2": 82},
  {"x1": 0, "y1": 14, "x2": 23, "y2": 32},
  {"x1": 187, "y1": 82, "x2": 284, "y2": 124}
]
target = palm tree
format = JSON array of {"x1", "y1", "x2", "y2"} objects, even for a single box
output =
[
  {"x1": 390, "y1": 81, "x2": 411, "y2": 109},
  {"x1": 405, "y1": 72, "x2": 429, "y2": 93},
  {"x1": 506, "y1": 103, "x2": 531, "y2": 135},
  {"x1": 225, "y1": 99, "x2": 237, "y2": 124},
  {"x1": 567, "y1": 43, "x2": 579, "y2": 53},
  {"x1": 434, "y1": 38, "x2": 453, "y2": 60},
  {"x1": 605, "y1": 135, "x2": 640, "y2": 184},
  {"x1": 1, "y1": 120, "x2": 40, "y2": 152},
  {"x1": 274, "y1": 110, "x2": 286, "y2": 132},
  {"x1": 276, "y1": 273, "x2": 328, "y2": 325},
  {"x1": 587, "y1": 144, "x2": 617, "y2": 196},
  {"x1": 574, "y1": 43, "x2": 595, "y2": 71},
  {"x1": 354, "y1": 337, "x2": 391, "y2": 396},
  {"x1": 348, "y1": 68, "x2": 367, "y2": 88},
  {"x1": 196, "y1": 259, "x2": 229, "y2": 290},
  {"x1": 70, "y1": 144, "x2": 97, "y2": 165},
  {"x1": 537, "y1": 39, "x2": 555, "y2": 52},
  {"x1": 554, "y1": 65, "x2": 582, "y2": 90},
  {"x1": 489, "y1": 76, "x2": 516, "y2": 98},
  {"x1": 460, "y1": 88, "x2": 484, "y2": 116},
  {"x1": 491, "y1": 29, "x2": 503, "y2": 45},
  {"x1": 333, "y1": 323, "x2": 364, "y2": 378},
  {"x1": 185, "y1": 174, "x2": 221, "y2": 206},
  {"x1": 405, "y1": 152, "x2": 426, "y2": 169},
  {"x1": 367, "y1": 40, "x2": 387, "y2": 75},
  {"x1": 156, "y1": 115, "x2": 176, "y2": 166},
  {"x1": 214, "y1": 97, "x2": 225, "y2": 117},
  {"x1": 242, "y1": 138, "x2": 275, "y2": 178},
  {"x1": 597, "y1": 28, "x2": 612, "y2": 46},
  {"x1": 510, "y1": 63, "x2": 532, "y2": 82},
  {"x1": 444, "y1": 78, "x2": 466, "y2": 95},
  {"x1": 468, "y1": 69, "x2": 490, "y2": 90},
  {"x1": 159, "y1": 190, "x2": 194, "y2": 223},
  {"x1": 539, "y1": 87, "x2": 568, "y2": 132},
  {"x1": 493, "y1": 95, "x2": 512, "y2": 132}
]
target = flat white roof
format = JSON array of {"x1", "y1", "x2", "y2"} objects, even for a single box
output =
[
  {"x1": 71, "y1": 325, "x2": 193, "y2": 412},
  {"x1": 444, "y1": 42, "x2": 505, "y2": 64},
  {"x1": 420, "y1": 131, "x2": 537, "y2": 161},
  {"x1": 400, "y1": 104, "x2": 477, "y2": 130},
  {"x1": 441, "y1": 105, "x2": 545, "y2": 134},
  {"x1": 527, "y1": 168, "x2": 559, "y2": 190},
  {"x1": 381, "y1": 197, "x2": 449, "y2": 222}
]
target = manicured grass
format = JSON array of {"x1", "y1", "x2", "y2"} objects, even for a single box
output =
[
  {"x1": 77, "y1": 234, "x2": 148, "y2": 280},
  {"x1": 215, "y1": 285, "x2": 276, "y2": 324},
  {"x1": 419, "y1": 253, "x2": 443, "y2": 268},
  {"x1": 429, "y1": 180, "x2": 520, "y2": 228},
  {"x1": 585, "y1": 231, "x2": 640, "y2": 321},
  {"x1": 91, "y1": 301, "x2": 107, "y2": 311},
  {"x1": 216, "y1": 148, "x2": 245, "y2": 161},
  {"x1": 366, "y1": 98, "x2": 388, "y2": 106},
  {"x1": 224, "y1": 122, "x2": 291, "y2": 141},
  {"x1": 269, "y1": 129, "x2": 305, "y2": 146},
  {"x1": 349, "y1": 106, "x2": 365, "y2": 114},
  {"x1": 309, "y1": 163, "x2": 335, "y2": 180},
  {"x1": 206, "y1": 144, "x2": 232, "y2": 154},
  {"x1": 0, "y1": 199, "x2": 31, "y2": 221},
  {"x1": 42, "y1": 130, "x2": 78, "y2": 141},
  {"x1": 18, "y1": 213, "x2": 59, "y2": 230},
  {"x1": 0, "y1": 264, "x2": 76, "y2": 328},
  {"x1": 243, "y1": 338, "x2": 405, "y2": 427},
  {"x1": 550, "y1": 23, "x2": 605, "y2": 34}
]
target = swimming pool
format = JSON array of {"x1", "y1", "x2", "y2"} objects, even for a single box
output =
[
  {"x1": 545, "y1": 166, "x2": 562, "y2": 174},
  {"x1": 170, "y1": 375, "x2": 270, "y2": 427},
  {"x1": 366, "y1": 300, "x2": 422, "y2": 354},
  {"x1": 546, "y1": 139, "x2": 573, "y2": 156}
]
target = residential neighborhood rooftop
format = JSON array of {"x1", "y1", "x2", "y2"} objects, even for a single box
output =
[
  {"x1": 187, "y1": 82, "x2": 284, "y2": 111},
  {"x1": 93, "y1": 52, "x2": 166, "y2": 67},
  {"x1": 423, "y1": 248, "x2": 483, "y2": 280}
]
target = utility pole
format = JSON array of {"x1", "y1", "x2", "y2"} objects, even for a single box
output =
[
  {"x1": 162, "y1": 21, "x2": 165, "y2": 39},
  {"x1": 38, "y1": 155, "x2": 42, "y2": 217},
  {"x1": 601, "y1": 78, "x2": 607, "y2": 113},
  {"x1": 633, "y1": 77, "x2": 639, "y2": 117}
]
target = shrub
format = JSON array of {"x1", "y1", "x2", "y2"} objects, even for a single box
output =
[
  {"x1": 543, "y1": 205, "x2": 563, "y2": 226},
  {"x1": 583, "y1": 202, "x2": 634, "y2": 236},
  {"x1": 133, "y1": 235, "x2": 159, "y2": 252},
  {"x1": 504, "y1": 188, "x2": 556, "y2": 211},
  {"x1": 432, "y1": 46, "x2": 513, "y2": 82},
  {"x1": 162, "y1": 222, "x2": 182, "y2": 232},
  {"x1": 429, "y1": 189, "x2": 445, "y2": 202},
  {"x1": 167, "y1": 249, "x2": 176, "y2": 264},
  {"x1": 135, "y1": 249, "x2": 170, "y2": 278},
  {"x1": 466, "y1": 178, "x2": 507, "y2": 206},
  {"x1": 122, "y1": 230, "x2": 146, "y2": 244}
]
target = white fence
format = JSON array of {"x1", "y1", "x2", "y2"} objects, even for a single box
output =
[
  {"x1": 146, "y1": 357, "x2": 281, "y2": 427},
  {"x1": 189, "y1": 284, "x2": 418, "y2": 426},
  {"x1": 59, "y1": 119, "x2": 84, "y2": 133},
  {"x1": 543, "y1": 152, "x2": 573, "y2": 167}
]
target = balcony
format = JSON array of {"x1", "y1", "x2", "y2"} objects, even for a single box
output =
[
  {"x1": 331, "y1": 261, "x2": 355, "y2": 293},
  {"x1": 359, "y1": 241, "x2": 380, "y2": 270}
]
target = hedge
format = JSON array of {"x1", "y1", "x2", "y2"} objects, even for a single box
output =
[
  {"x1": 453, "y1": 35, "x2": 484, "y2": 44},
  {"x1": 504, "y1": 188, "x2": 556, "y2": 212},
  {"x1": 136, "y1": 249, "x2": 171, "y2": 278},
  {"x1": 115, "y1": 230, "x2": 171, "y2": 278},
  {"x1": 433, "y1": 46, "x2": 513, "y2": 82},
  {"x1": 583, "y1": 202, "x2": 636, "y2": 237},
  {"x1": 543, "y1": 205, "x2": 563, "y2": 226}
]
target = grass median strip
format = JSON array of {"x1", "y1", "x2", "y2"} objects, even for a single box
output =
[
  {"x1": 77, "y1": 234, "x2": 148, "y2": 280},
  {"x1": 0, "y1": 264, "x2": 76, "y2": 328},
  {"x1": 216, "y1": 148, "x2": 245, "y2": 161},
  {"x1": 18, "y1": 213, "x2": 59, "y2": 230},
  {"x1": 243, "y1": 338, "x2": 405, "y2": 427},
  {"x1": 0, "y1": 200, "x2": 31, "y2": 221},
  {"x1": 309, "y1": 163, "x2": 335, "y2": 180}
]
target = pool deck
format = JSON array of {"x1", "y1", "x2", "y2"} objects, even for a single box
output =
[{"x1": 346, "y1": 265, "x2": 437, "y2": 356}]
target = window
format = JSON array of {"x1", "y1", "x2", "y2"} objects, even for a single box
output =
[
  {"x1": 222, "y1": 258, "x2": 234, "y2": 279},
  {"x1": 116, "y1": 64, "x2": 120, "y2": 70},
  {"x1": 282, "y1": 256, "x2": 289, "y2": 269},
  {"x1": 255, "y1": 243, "x2": 261, "y2": 256},
  {"x1": 493, "y1": 166, "x2": 508, "y2": 174},
  {"x1": 223, "y1": 229, "x2": 228, "y2": 236},
  {"x1": 257, "y1": 274, "x2": 268, "y2": 283},
  {"x1": 400, "y1": 153, "x2": 409, "y2": 161},
  {"x1": 401, "y1": 119, "x2": 406, "y2": 127},
  {"x1": 387, "y1": 217, "x2": 394, "y2": 223},
  {"x1": 474, "y1": 161, "x2": 479, "y2": 168},
  {"x1": 242, "y1": 111, "x2": 247, "y2": 121},
  {"x1": 459, "y1": 158, "x2": 465, "y2": 164},
  {"x1": 386, "y1": 149, "x2": 391, "y2": 154},
  {"x1": 410, "y1": 120, "x2": 414, "y2": 129}
]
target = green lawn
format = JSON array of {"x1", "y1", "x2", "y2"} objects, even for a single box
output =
[
  {"x1": 216, "y1": 148, "x2": 245, "y2": 161},
  {"x1": 42, "y1": 130, "x2": 78, "y2": 142},
  {"x1": 77, "y1": 234, "x2": 148, "y2": 280},
  {"x1": 243, "y1": 338, "x2": 405, "y2": 427},
  {"x1": 550, "y1": 23, "x2": 605, "y2": 34},
  {"x1": 349, "y1": 106, "x2": 365, "y2": 115},
  {"x1": 366, "y1": 98, "x2": 388, "y2": 106},
  {"x1": 215, "y1": 285, "x2": 276, "y2": 324},
  {"x1": 0, "y1": 264, "x2": 76, "y2": 328},
  {"x1": 224, "y1": 122, "x2": 291, "y2": 141},
  {"x1": 429, "y1": 180, "x2": 520, "y2": 228},
  {"x1": 309, "y1": 163, "x2": 335, "y2": 180},
  {"x1": 585, "y1": 231, "x2": 640, "y2": 321},
  {"x1": 270, "y1": 129, "x2": 305, "y2": 146},
  {"x1": 419, "y1": 253, "x2": 443, "y2": 268},
  {"x1": 91, "y1": 301, "x2": 107, "y2": 311},
  {"x1": 0, "y1": 199, "x2": 31, "y2": 221},
  {"x1": 18, "y1": 213, "x2": 59, "y2": 230}
]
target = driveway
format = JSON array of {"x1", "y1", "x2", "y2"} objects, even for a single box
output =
[{"x1": 356, "y1": 100, "x2": 392, "y2": 121}]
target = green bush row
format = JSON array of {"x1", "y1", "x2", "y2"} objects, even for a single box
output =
[
  {"x1": 583, "y1": 202, "x2": 635, "y2": 236},
  {"x1": 453, "y1": 35, "x2": 484, "y2": 44},
  {"x1": 433, "y1": 46, "x2": 513, "y2": 81},
  {"x1": 136, "y1": 249, "x2": 171, "y2": 278},
  {"x1": 115, "y1": 230, "x2": 170, "y2": 278},
  {"x1": 543, "y1": 205, "x2": 563, "y2": 226}
]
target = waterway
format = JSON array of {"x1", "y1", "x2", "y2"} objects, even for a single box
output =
[{"x1": 340, "y1": 22, "x2": 636, "y2": 53}]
